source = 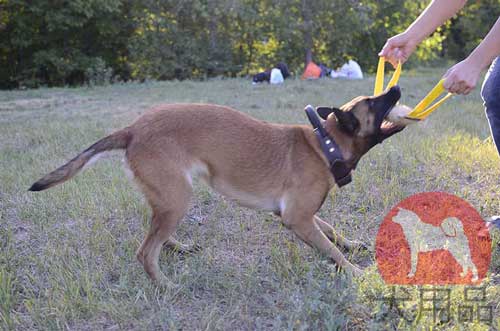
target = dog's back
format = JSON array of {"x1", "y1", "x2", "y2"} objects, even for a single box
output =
[{"x1": 125, "y1": 104, "x2": 327, "y2": 201}]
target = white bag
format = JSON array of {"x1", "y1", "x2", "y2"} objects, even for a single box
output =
[{"x1": 270, "y1": 68, "x2": 284, "y2": 84}]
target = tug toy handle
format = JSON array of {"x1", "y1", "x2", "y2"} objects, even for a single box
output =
[
  {"x1": 374, "y1": 57, "x2": 402, "y2": 95},
  {"x1": 374, "y1": 57, "x2": 453, "y2": 121},
  {"x1": 405, "y1": 79, "x2": 454, "y2": 120}
]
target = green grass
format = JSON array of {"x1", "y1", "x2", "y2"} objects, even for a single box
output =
[{"x1": 0, "y1": 71, "x2": 499, "y2": 330}]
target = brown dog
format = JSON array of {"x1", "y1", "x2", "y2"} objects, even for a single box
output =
[{"x1": 30, "y1": 86, "x2": 404, "y2": 284}]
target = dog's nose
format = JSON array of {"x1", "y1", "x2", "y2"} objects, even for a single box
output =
[
  {"x1": 388, "y1": 85, "x2": 401, "y2": 99},
  {"x1": 390, "y1": 85, "x2": 401, "y2": 93}
]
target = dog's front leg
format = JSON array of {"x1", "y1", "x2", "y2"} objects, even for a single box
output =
[
  {"x1": 314, "y1": 216, "x2": 368, "y2": 251},
  {"x1": 282, "y1": 211, "x2": 362, "y2": 277}
]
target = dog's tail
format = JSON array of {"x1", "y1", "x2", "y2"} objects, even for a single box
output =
[
  {"x1": 29, "y1": 129, "x2": 132, "y2": 192},
  {"x1": 440, "y1": 217, "x2": 465, "y2": 237}
]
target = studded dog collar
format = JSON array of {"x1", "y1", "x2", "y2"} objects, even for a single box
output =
[{"x1": 304, "y1": 105, "x2": 352, "y2": 187}]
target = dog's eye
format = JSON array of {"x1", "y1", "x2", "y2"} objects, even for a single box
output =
[{"x1": 368, "y1": 100, "x2": 374, "y2": 108}]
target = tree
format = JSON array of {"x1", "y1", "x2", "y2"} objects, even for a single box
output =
[
  {"x1": 0, "y1": 0, "x2": 133, "y2": 88},
  {"x1": 0, "y1": 0, "x2": 489, "y2": 88}
]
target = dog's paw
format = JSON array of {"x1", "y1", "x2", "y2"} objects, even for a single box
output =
[{"x1": 386, "y1": 104, "x2": 419, "y2": 126}]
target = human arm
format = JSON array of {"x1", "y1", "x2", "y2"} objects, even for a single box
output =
[
  {"x1": 379, "y1": 0, "x2": 467, "y2": 67},
  {"x1": 443, "y1": 17, "x2": 500, "y2": 94}
]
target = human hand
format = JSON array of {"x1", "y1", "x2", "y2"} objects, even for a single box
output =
[
  {"x1": 379, "y1": 32, "x2": 418, "y2": 68},
  {"x1": 442, "y1": 58, "x2": 482, "y2": 95}
]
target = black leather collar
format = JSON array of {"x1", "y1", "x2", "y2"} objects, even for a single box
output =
[{"x1": 305, "y1": 105, "x2": 352, "y2": 187}]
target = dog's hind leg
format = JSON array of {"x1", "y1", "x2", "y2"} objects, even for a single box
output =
[
  {"x1": 134, "y1": 170, "x2": 193, "y2": 285},
  {"x1": 282, "y1": 209, "x2": 362, "y2": 277},
  {"x1": 314, "y1": 216, "x2": 368, "y2": 251},
  {"x1": 457, "y1": 255, "x2": 479, "y2": 281},
  {"x1": 409, "y1": 250, "x2": 418, "y2": 277},
  {"x1": 471, "y1": 265, "x2": 479, "y2": 282}
]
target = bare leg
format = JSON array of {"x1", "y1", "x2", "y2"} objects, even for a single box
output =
[{"x1": 314, "y1": 215, "x2": 368, "y2": 251}]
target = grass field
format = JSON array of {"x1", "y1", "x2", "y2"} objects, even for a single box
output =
[{"x1": 1, "y1": 69, "x2": 499, "y2": 330}]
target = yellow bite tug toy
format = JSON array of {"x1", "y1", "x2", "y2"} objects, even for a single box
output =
[{"x1": 375, "y1": 57, "x2": 453, "y2": 122}]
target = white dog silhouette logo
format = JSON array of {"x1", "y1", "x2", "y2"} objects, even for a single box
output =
[
  {"x1": 376, "y1": 192, "x2": 491, "y2": 285},
  {"x1": 391, "y1": 207, "x2": 478, "y2": 281}
]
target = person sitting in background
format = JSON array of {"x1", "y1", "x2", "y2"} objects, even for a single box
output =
[
  {"x1": 379, "y1": 0, "x2": 500, "y2": 224},
  {"x1": 319, "y1": 63, "x2": 332, "y2": 78},
  {"x1": 252, "y1": 70, "x2": 271, "y2": 83},
  {"x1": 252, "y1": 62, "x2": 290, "y2": 84},
  {"x1": 276, "y1": 62, "x2": 290, "y2": 79},
  {"x1": 270, "y1": 68, "x2": 284, "y2": 84},
  {"x1": 330, "y1": 60, "x2": 363, "y2": 79}
]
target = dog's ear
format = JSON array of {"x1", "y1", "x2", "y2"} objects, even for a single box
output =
[
  {"x1": 316, "y1": 107, "x2": 334, "y2": 120},
  {"x1": 440, "y1": 217, "x2": 459, "y2": 237},
  {"x1": 332, "y1": 108, "x2": 360, "y2": 133}
]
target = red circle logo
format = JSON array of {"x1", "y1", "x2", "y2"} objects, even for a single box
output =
[{"x1": 376, "y1": 192, "x2": 491, "y2": 285}]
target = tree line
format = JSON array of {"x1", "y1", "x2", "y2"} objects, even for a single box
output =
[{"x1": 0, "y1": 0, "x2": 498, "y2": 89}]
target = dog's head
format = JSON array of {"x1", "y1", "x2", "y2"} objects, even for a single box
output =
[
  {"x1": 391, "y1": 207, "x2": 419, "y2": 227},
  {"x1": 316, "y1": 86, "x2": 405, "y2": 165}
]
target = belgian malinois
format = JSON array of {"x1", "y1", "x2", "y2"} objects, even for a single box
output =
[{"x1": 30, "y1": 86, "x2": 405, "y2": 284}]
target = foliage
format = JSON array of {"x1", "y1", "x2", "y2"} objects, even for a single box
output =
[
  {"x1": 0, "y1": 0, "x2": 133, "y2": 88},
  {"x1": 0, "y1": 0, "x2": 498, "y2": 88},
  {"x1": 443, "y1": 0, "x2": 500, "y2": 60}
]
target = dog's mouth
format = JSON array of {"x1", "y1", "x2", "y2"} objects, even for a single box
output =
[
  {"x1": 380, "y1": 120, "x2": 403, "y2": 135},
  {"x1": 380, "y1": 105, "x2": 405, "y2": 136},
  {"x1": 378, "y1": 88, "x2": 405, "y2": 138},
  {"x1": 379, "y1": 98, "x2": 405, "y2": 139}
]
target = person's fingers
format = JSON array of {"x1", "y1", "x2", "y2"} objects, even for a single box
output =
[
  {"x1": 378, "y1": 45, "x2": 388, "y2": 57},
  {"x1": 460, "y1": 82, "x2": 470, "y2": 94},
  {"x1": 379, "y1": 35, "x2": 413, "y2": 68},
  {"x1": 454, "y1": 82, "x2": 466, "y2": 94},
  {"x1": 385, "y1": 51, "x2": 397, "y2": 67},
  {"x1": 379, "y1": 39, "x2": 395, "y2": 57},
  {"x1": 383, "y1": 48, "x2": 405, "y2": 68},
  {"x1": 380, "y1": 46, "x2": 394, "y2": 60},
  {"x1": 442, "y1": 74, "x2": 454, "y2": 90},
  {"x1": 379, "y1": 47, "x2": 394, "y2": 65},
  {"x1": 452, "y1": 83, "x2": 463, "y2": 94},
  {"x1": 386, "y1": 50, "x2": 399, "y2": 67},
  {"x1": 453, "y1": 80, "x2": 476, "y2": 94},
  {"x1": 459, "y1": 81, "x2": 474, "y2": 95},
  {"x1": 445, "y1": 77, "x2": 461, "y2": 93},
  {"x1": 463, "y1": 87, "x2": 473, "y2": 95}
]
